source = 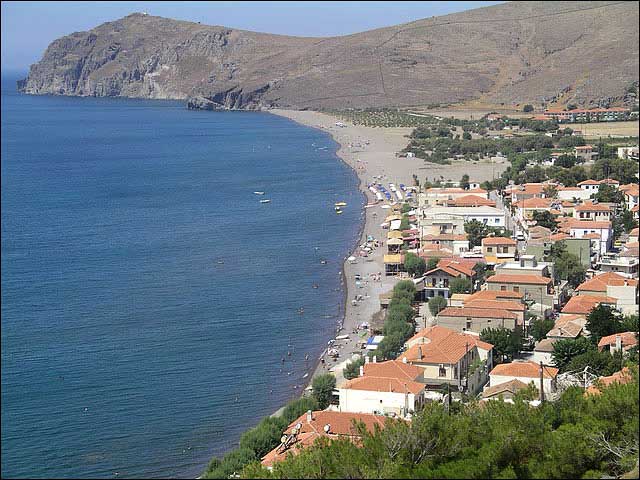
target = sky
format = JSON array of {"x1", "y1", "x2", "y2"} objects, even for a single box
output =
[{"x1": 1, "y1": 1, "x2": 504, "y2": 72}]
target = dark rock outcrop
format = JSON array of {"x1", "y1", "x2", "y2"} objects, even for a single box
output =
[{"x1": 18, "y1": 2, "x2": 639, "y2": 110}]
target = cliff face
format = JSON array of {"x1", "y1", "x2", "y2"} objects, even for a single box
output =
[{"x1": 19, "y1": 2, "x2": 639, "y2": 110}]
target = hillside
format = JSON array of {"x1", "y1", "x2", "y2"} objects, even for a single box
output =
[{"x1": 18, "y1": 1, "x2": 639, "y2": 110}]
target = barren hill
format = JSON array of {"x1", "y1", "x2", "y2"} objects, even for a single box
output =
[{"x1": 18, "y1": 1, "x2": 639, "y2": 110}]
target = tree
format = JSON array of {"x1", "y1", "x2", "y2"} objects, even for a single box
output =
[
  {"x1": 523, "y1": 104, "x2": 534, "y2": 112},
  {"x1": 564, "y1": 349, "x2": 620, "y2": 376},
  {"x1": 399, "y1": 214, "x2": 411, "y2": 230},
  {"x1": 543, "y1": 183, "x2": 558, "y2": 199},
  {"x1": 480, "y1": 327, "x2": 523, "y2": 362},
  {"x1": 586, "y1": 304, "x2": 623, "y2": 345},
  {"x1": 449, "y1": 277, "x2": 472, "y2": 294},
  {"x1": 530, "y1": 317, "x2": 555, "y2": 342},
  {"x1": 393, "y1": 280, "x2": 416, "y2": 300},
  {"x1": 550, "y1": 243, "x2": 586, "y2": 288},
  {"x1": 464, "y1": 219, "x2": 488, "y2": 248},
  {"x1": 426, "y1": 257, "x2": 440, "y2": 272},
  {"x1": 460, "y1": 174, "x2": 470, "y2": 190},
  {"x1": 376, "y1": 331, "x2": 406, "y2": 360},
  {"x1": 594, "y1": 183, "x2": 624, "y2": 204},
  {"x1": 462, "y1": 131, "x2": 472, "y2": 141},
  {"x1": 343, "y1": 357, "x2": 365, "y2": 380},
  {"x1": 551, "y1": 337, "x2": 595, "y2": 371},
  {"x1": 620, "y1": 210, "x2": 638, "y2": 233},
  {"x1": 531, "y1": 210, "x2": 558, "y2": 230},
  {"x1": 428, "y1": 295, "x2": 448, "y2": 316},
  {"x1": 404, "y1": 252, "x2": 426, "y2": 277},
  {"x1": 312, "y1": 374, "x2": 336, "y2": 409},
  {"x1": 401, "y1": 202, "x2": 412, "y2": 214},
  {"x1": 554, "y1": 154, "x2": 576, "y2": 168}
]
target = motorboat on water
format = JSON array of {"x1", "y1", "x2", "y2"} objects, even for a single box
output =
[
  {"x1": 254, "y1": 191, "x2": 266, "y2": 195},
  {"x1": 260, "y1": 199, "x2": 271, "y2": 203},
  {"x1": 334, "y1": 202, "x2": 347, "y2": 207}
]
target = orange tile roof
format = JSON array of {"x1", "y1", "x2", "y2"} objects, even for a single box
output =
[
  {"x1": 438, "y1": 306, "x2": 517, "y2": 319},
  {"x1": 599, "y1": 178, "x2": 620, "y2": 185},
  {"x1": 482, "y1": 236, "x2": 517, "y2": 246},
  {"x1": 549, "y1": 232, "x2": 570, "y2": 241},
  {"x1": 569, "y1": 220, "x2": 612, "y2": 229},
  {"x1": 597, "y1": 332, "x2": 638, "y2": 350},
  {"x1": 450, "y1": 195, "x2": 496, "y2": 207},
  {"x1": 466, "y1": 299, "x2": 525, "y2": 312},
  {"x1": 425, "y1": 266, "x2": 463, "y2": 278},
  {"x1": 437, "y1": 258, "x2": 476, "y2": 277},
  {"x1": 561, "y1": 295, "x2": 617, "y2": 314},
  {"x1": 576, "y1": 272, "x2": 638, "y2": 292},
  {"x1": 343, "y1": 376, "x2": 425, "y2": 395},
  {"x1": 515, "y1": 197, "x2": 554, "y2": 209},
  {"x1": 490, "y1": 361, "x2": 558, "y2": 379},
  {"x1": 486, "y1": 273, "x2": 552, "y2": 285},
  {"x1": 482, "y1": 379, "x2": 529, "y2": 398},
  {"x1": 585, "y1": 367, "x2": 634, "y2": 396},
  {"x1": 575, "y1": 202, "x2": 611, "y2": 212},
  {"x1": 467, "y1": 290, "x2": 524, "y2": 301},
  {"x1": 577, "y1": 179, "x2": 600, "y2": 185},
  {"x1": 261, "y1": 411, "x2": 388, "y2": 467},
  {"x1": 582, "y1": 233, "x2": 602, "y2": 239},
  {"x1": 363, "y1": 360, "x2": 423, "y2": 381},
  {"x1": 407, "y1": 325, "x2": 494, "y2": 351},
  {"x1": 620, "y1": 183, "x2": 639, "y2": 194}
]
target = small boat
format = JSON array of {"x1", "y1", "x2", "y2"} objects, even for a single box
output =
[
  {"x1": 260, "y1": 199, "x2": 271, "y2": 203},
  {"x1": 334, "y1": 202, "x2": 347, "y2": 207},
  {"x1": 254, "y1": 191, "x2": 266, "y2": 195},
  {"x1": 320, "y1": 259, "x2": 328, "y2": 265},
  {"x1": 336, "y1": 210, "x2": 343, "y2": 215},
  {"x1": 302, "y1": 373, "x2": 309, "y2": 379}
]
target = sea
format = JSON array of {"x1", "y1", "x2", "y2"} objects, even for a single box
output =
[{"x1": 0, "y1": 73, "x2": 363, "y2": 478}]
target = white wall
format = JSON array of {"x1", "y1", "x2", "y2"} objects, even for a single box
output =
[
  {"x1": 489, "y1": 374, "x2": 555, "y2": 395},
  {"x1": 338, "y1": 388, "x2": 419, "y2": 415}
]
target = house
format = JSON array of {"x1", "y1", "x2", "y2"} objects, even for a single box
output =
[
  {"x1": 400, "y1": 325, "x2": 493, "y2": 395},
  {"x1": 574, "y1": 145, "x2": 598, "y2": 162},
  {"x1": 338, "y1": 361, "x2": 426, "y2": 416},
  {"x1": 422, "y1": 233, "x2": 469, "y2": 255},
  {"x1": 569, "y1": 220, "x2": 612, "y2": 256},
  {"x1": 585, "y1": 367, "x2": 634, "y2": 396},
  {"x1": 617, "y1": 146, "x2": 639, "y2": 161},
  {"x1": 546, "y1": 314, "x2": 586, "y2": 340},
  {"x1": 505, "y1": 183, "x2": 553, "y2": 202},
  {"x1": 435, "y1": 306, "x2": 518, "y2": 333},
  {"x1": 419, "y1": 206, "x2": 506, "y2": 237},
  {"x1": 575, "y1": 272, "x2": 639, "y2": 314},
  {"x1": 561, "y1": 294, "x2": 617, "y2": 315},
  {"x1": 464, "y1": 298, "x2": 526, "y2": 326},
  {"x1": 486, "y1": 273, "x2": 554, "y2": 314},
  {"x1": 577, "y1": 179, "x2": 602, "y2": 194},
  {"x1": 482, "y1": 236, "x2": 517, "y2": 264},
  {"x1": 482, "y1": 379, "x2": 529, "y2": 401},
  {"x1": 574, "y1": 201, "x2": 612, "y2": 222},
  {"x1": 487, "y1": 361, "x2": 559, "y2": 397},
  {"x1": 261, "y1": 410, "x2": 387, "y2": 468},
  {"x1": 597, "y1": 254, "x2": 640, "y2": 279},
  {"x1": 597, "y1": 332, "x2": 638, "y2": 354},
  {"x1": 557, "y1": 186, "x2": 592, "y2": 201},
  {"x1": 620, "y1": 183, "x2": 639, "y2": 211},
  {"x1": 384, "y1": 254, "x2": 404, "y2": 276},
  {"x1": 418, "y1": 188, "x2": 488, "y2": 208},
  {"x1": 514, "y1": 197, "x2": 557, "y2": 222},
  {"x1": 541, "y1": 107, "x2": 630, "y2": 123},
  {"x1": 446, "y1": 195, "x2": 496, "y2": 208},
  {"x1": 422, "y1": 264, "x2": 469, "y2": 300}
]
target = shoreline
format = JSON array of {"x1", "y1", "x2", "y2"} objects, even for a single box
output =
[{"x1": 268, "y1": 109, "x2": 416, "y2": 390}]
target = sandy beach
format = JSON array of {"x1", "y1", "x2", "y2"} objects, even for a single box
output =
[{"x1": 270, "y1": 109, "x2": 507, "y2": 391}]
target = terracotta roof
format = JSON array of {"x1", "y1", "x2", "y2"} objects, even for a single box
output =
[
  {"x1": 597, "y1": 332, "x2": 638, "y2": 350},
  {"x1": 561, "y1": 295, "x2": 617, "y2": 314},
  {"x1": 585, "y1": 367, "x2": 634, "y2": 396},
  {"x1": 437, "y1": 258, "x2": 476, "y2": 277},
  {"x1": 547, "y1": 320, "x2": 583, "y2": 338},
  {"x1": 402, "y1": 326, "x2": 493, "y2": 364},
  {"x1": 482, "y1": 379, "x2": 529, "y2": 398},
  {"x1": 534, "y1": 338, "x2": 558, "y2": 353},
  {"x1": 575, "y1": 202, "x2": 611, "y2": 212},
  {"x1": 515, "y1": 197, "x2": 554, "y2": 209},
  {"x1": 490, "y1": 361, "x2": 558, "y2": 379},
  {"x1": 449, "y1": 195, "x2": 496, "y2": 207},
  {"x1": 363, "y1": 360, "x2": 423, "y2": 381},
  {"x1": 599, "y1": 178, "x2": 619, "y2": 185},
  {"x1": 425, "y1": 266, "x2": 463, "y2": 278},
  {"x1": 486, "y1": 273, "x2": 552, "y2": 285},
  {"x1": 438, "y1": 306, "x2": 517, "y2": 319},
  {"x1": 621, "y1": 183, "x2": 639, "y2": 194},
  {"x1": 630, "y1": 227, "x2": 639, "y2": 237},
  {"x1": 261, "y1": 411, "x2": 388, "y2": 467},
  {"x1": 576, "y1": 272, "x2": 638, "y2": 292},
  {"x1": 482, "y1": 236, "x2": 517, "y2": 246},
  {"x1": 549, "y1": 233, "x2": 570, "y2": 241},
  {"x1": 466, "y1": 299, "x2": 525, "y2": 312},
  {"x1": 467, "y1": 290, "x2": 524, "y2": 301},
  {"x1": 582, "y1": 233, "x2": 602, "y2": 239},
  {"x1": 559, "y1": 186, "x2": 583, "y2": 191},
  {"x1": 343, "y1": 376, "x2": 425, "y2": 395},
  {"x1": 577, "y1": 179, "x2": 600, "y2": 185},
  {"x1": 569, "y1": 219, "x2": 612, "y2": 229}
]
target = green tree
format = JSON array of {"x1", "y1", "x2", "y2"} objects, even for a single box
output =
[
  {"x1": 530, "y1": 317, "x2": 555, "y2": 342},
  {"x1": 564, "y1": 349, "x2": 620, "y2": 376},
  {"x1": 480, "y1": 327, "x2": 523, "y2": 362},
  {"x1": 401, "y1": 202, "x2": 412, "y2": 214},
  {"x1": 555, "y1": 154, "x2": 576, "y2": 168},
  {"x1": 532, "y1": 210, "x2": 558, "y2": 230},
  {"x1": 594, "y1": 183, "x2": 625, "y2": 204},
  {"x1": 460, "y1": 174, "x2": 470, "y2": 190},
  {"x1": 462, "y1": 131, "x2": 472, "y2": 141},
  {"x1": 392, "y1": 280, "x2": 416, "y2": 300},
  {"x1": 449, "y1": 277, "x2": 472, "y2": 294},
  {"x1": 464, "y1": 219, "x2": 488, "y2": 248},
  {"x1": 428, "y1": 295, "x2": 448, "y2": 316},
  {"x1": 343, "y1": 357, "x2": 365, "y2": 380},
  {"x1": 586, "y1": 304, "x2": 623, "y2": 345},
  {"x1": 399, "y1": 214, "x2": 411, "y2": 230},
  {"x1": 311, "y1": 374, "x2": 336, "y2": 409},
  {"x1": 523, "y1": 104, "x2": 534, "y2": 112},
  {"x1": 550, "y1": 243, "x2": 586, "y2": 288},
  {"x1": 426, "y1": 257, "x2": 439, "y2": 272},
  {"x1": 404, "y1": 252, "x2": 426, "y2": 277},
  {"x1": 376, "y1": 331, "x2": 406, "y2": 360},
  {"x1": 551, "y1": 337, "x2": 595, "y2": 371}
]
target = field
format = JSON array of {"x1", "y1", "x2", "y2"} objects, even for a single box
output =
[{"x1": 577, "y1": 121, "x2": 639, "y2": 139}]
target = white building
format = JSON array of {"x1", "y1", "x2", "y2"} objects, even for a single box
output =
[
  {"x1": 569, "y1": 220, "x2": 612, "y2": 256},
  {"x1": 487, "y1": 361, "x2": 558, "y2": 397}
]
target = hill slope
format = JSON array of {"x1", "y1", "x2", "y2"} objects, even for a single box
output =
[{"x1": 18, "y1": 1, "x2": 639, "y2": 110}]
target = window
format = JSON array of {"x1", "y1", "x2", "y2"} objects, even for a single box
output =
[
  {"x1": 495, "y1": 218, "x2": 500, "y2": 223},
  {"x1": 500, "y1": 285, "x2": 507, "y2": 291},
  {"x1": 466, "y1": 320, "x2": 472, "y2": 330},
  {"x1": 487, "y1": 247, "x2": 493, "y2": 252},
  {"x1": 439, "y1": 365, "x2": 446, "y2": 377},
  {"x1": 513, "y1": 286, "x2": 520, "y2": 293}
]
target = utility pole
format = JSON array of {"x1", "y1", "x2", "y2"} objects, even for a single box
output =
[{"x1": 539, "y1": 362, "x2": 545, "y2": 402}]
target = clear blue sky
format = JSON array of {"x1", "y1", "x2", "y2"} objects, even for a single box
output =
[{"x1": 1, "y1": 1, "x2": 503, "y2": 72}]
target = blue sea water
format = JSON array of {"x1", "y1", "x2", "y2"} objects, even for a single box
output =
[{"x1": 1, "y1": 74, "x2": 362, "y2": 478}]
